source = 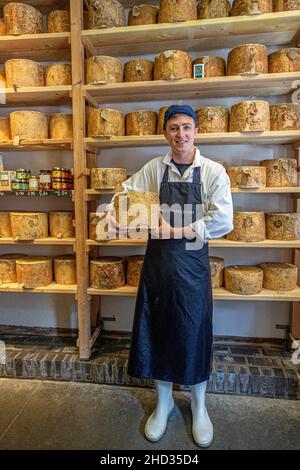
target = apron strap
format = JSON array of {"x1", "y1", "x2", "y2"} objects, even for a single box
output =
[{"x1": 162, "y1": 164, "x2": 201, "y2": 183}]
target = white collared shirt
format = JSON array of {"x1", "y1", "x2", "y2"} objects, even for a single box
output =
[{"x1": 107, "y1": 148, "x2": 233, "y2": 243}]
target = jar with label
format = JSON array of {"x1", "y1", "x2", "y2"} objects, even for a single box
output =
[
  {"x1": 52, "y1": 178, "x2": 63, "y2": 190},
  {"x1": 29, "y1": 176, "x2": 39, "y2": 191},
  {"x1": 16, "y1": 169, "x2": 31, "y2": 180},
  {"x1": 11, "y1": 179, "x2": 21, "y2": 190},
  {"x1": 62, "y1": 168, "x2": 70, "y2": 179},
  {"x1": 39, "y1": 170, "x2": 52, "y2": 190},
  {"x1": 52, "y1": 167, "x2": 62, "y2": 178},
  {"x1": 61, "y1": 179, "x2": 69, "y2": 190}
]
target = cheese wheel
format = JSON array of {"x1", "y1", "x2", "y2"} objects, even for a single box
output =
[
  {"x1": 10, "y1": 212, "x2": 48, "y2": 240},
  {"x1": 0, "y1": 254, "x2": 27, "y2": 284},
  {"x1": 209, "y1": 256, "x2": 225, "y2": 288},
  {"x1": 54, "y1": 255, "x2": 76, "y2": 285},
  {"x1": 4, "y1": 3, "x2": 43, "y2": 35},
  {"x1": 270, "y1": 104, "x2": 300, "y2": 131},
  {"x1": 197, "y1": 0, "x2": 231, "y2": 18},
  {"x1": 273, "y1": 0, "x2": 300, "y2": 10},
  {"x1": 0, "y1": 67, "x2": 6, "y2": 88},
  {"x1": 49, "y1": 211, "x2": 75, "y2": 239},
  {"x1": 87, "y1": 108, "x2": 125, "y2": 137},
  {"x1": 114, "y1": 191, "x2": 160, "y2": 231},
  {"x1": 16, "y1": 257, "x2": 53, "y2": 289},
  {"x1": 266, "y1": 213, "x2": 300, "y2": 240},
  {"x1": 124, "y1": 60, "x2": 154, "y2": 82},
  {"x1": 197, "y1": 106, "x2": 229, "y2": 133},
  {"x1": 5, "y1": 59, "x2": 44, "y2": 88},
  {"x1": 226, "y1": 212, "x2": 266, "y2": 242},
  {"x1": 0, "y1": 212, "x2": 12, "y2": 237},
  {"x1": 0, "y1": 19, "x2": 6, "y2": 35},
  {"x1": 260, "y1": 158, "x2": 297, "y2": 187},
  {"x1": 86, "y1": 56, "x2": 122, "y2": 85},
  {"x1": 231, "y1": 0, "x2": 273, "y2": 15},
  {"x1": 269, "y1": 48, "x2": 300, "y2": 73},
  {"x1": 260, "y1": 262, "x2": 297, "y2": 291},
  {"x1": 225, "y1": 266, "x2": 263, "y2": 295},
  {"x1": 91, "y1": 168, "x2": 127, "y2": 191},
  {"x1": 10, "y1": 111, "x2": 48, "y2": 140},
  {"x1": 192, "y1": 56, "x2": 226, "y2": 77},
  {"x1": 0, "y1": 117, "x2": 11, "y2": 140},
  {"x1": 227, "y1": 44, "x2": 268, "y2": 76},
  {"x1": 128, "y1": 5, "x2": 158, "y2": 25},
  {"x1": 86, "y1": 0, "x2": 125, "y2": 29},
  {"x1": 45, "y1": 64, "x2": 72, "y2": 86},
  {"x1": 227, "y1": 166, "x2": 266, "y2": 188},
  {"x1": 126, "y1": 110, "x2": 157, "y2": 136},
  {"x1": 157, "y1": 106, "x2": 170, "y2": 134},
  {"x1": 127, "y1": 255, "x2": 145, "y2": 287},
  {"x1": 154, "y1": 50, "x2": 192, "y2": 80},
  {"x1": 159, "y1": 0, "x2": 197, "y2": 22},
  {"x1": 229, "y1": 100, "x2": 270, "y2": 132},
  {"x1": 90, "y1": 257, "x2": 125, "y2": 289},
  {"x1": 48, "y1": 10, "x2": 70, "y2": 33},
  {"x1": 49, "y1": 113, "x2": 73, "y2": 139}
]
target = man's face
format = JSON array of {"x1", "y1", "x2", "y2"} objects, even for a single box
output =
[{"x1": 164, "y1": 114, "x2": 197, "y2": 155}]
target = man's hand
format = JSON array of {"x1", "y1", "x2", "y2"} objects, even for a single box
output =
[{"x1": 152, "y1": 214, "x2": 196, "y2": 240}]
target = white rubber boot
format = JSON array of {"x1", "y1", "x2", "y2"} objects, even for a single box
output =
[
  {"x1": 191, "y1": 381, "x2": 214, "y2": 448},
  {"x1": 145, "y1": 380, "x2": 174, "y2": 442}
]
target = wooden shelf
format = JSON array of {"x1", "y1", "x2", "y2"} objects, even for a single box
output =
[
  {"x1": 87, "y1": 285, "x2": 300, "y2": 301},
  {"x1": 0, "y1": 139, "x2": 72, "y2": 151},
  {"x1": 1, "y1": 86, "x2": 72, "y2": 107},
  {"x1": 0, "y1": 282, "x2": 77, "y2": 294},
  {"x1": 0, "y1": 32, "x2": 70, "y2": 63},
  {"x1": 83, "y1": 72, "x2": 300, "y2": 104},
  {"x1": 82, "y1": 11, "x2": 300, "y2": 57},
  {"x1": 85, "y1": 131, "x2": 300, "y2": 149},
  {"x1": 87, "y1": 239, "x2": 300, "y2": 248},
  {"x1": 0, "y1": 237, "x2": 75, "y2": 246}
]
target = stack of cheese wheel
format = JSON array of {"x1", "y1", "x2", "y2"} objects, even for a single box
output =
[
  {"x1": 197, "y1": 106, "x2": 229, "y2": 133},
  {"x1": 86, "y1": 56, "x2": 122, "y2": 85},
  {"x1": 87, "y1": 108, "x2": 125, "y2": 137},
  {"x1": 226, "y1": 212, "x2": 266, "y2": 241},
  {"x1": 0, "y1": 254, "x2": 27, "y2": 284},
  {"x1": 54, "y1": 255, "x2": 77, "y2": 285},
  {"x1": 158, "y1": 0, "x2": 197, "y2": 22},
  {"x1": 16, "y1": 257, "x2": 53, "y2": 289},
  {"x1": 3, "y1": 3, "x2": 43, "y2": 35},
  {"x1": 48, "y1": 10, "x2": 70, "y2": 32},
  {"x1": 89, "y1": 212, "x2": 108, "y2": 241},
  {"x1": 270, "y1": 104, "x2": 300, "y2": 131},
  {"x1": 91, "y1": 168, "x2": 127, "y2": 191},
  {"x1": 90, "y1": 257, "x2": 125, "y2": 289},
  {"x1": 50, "y1": 113, "x2": 73, "y2": 139},
  {"x1": 124, "y1": 60, "x2": 154, "y2": 82},
  {"x1": 0, "y1": 118, "x2": 11, "y2": 140},
  {"x1": 266, "y1": 213, "x2": 300, "y2": 240},
  {"x1": 154, "y1": 50, "x2": 192, "y2": 80},
  {"x1": 227, "y1": 166, "x2": 267, "y2": 188},
  {"x1": 230, "y1": 0, "x2": 272, "y2": 15},
  {"x1": 49, "y1": 211, "x2": 74, "y2": 239},
  {"x1": 126, "y1": 111, "x2": 157, "y2": 136},
  {"x1": 0, "y1": 212, "x2": 12, "y2": 237},
  {"x1": 0, "y1": 19, "x2": 6, "y2": 35},
  {"x1": 229, "y1": 100, "x2": 270, "y2": 132},
  {"x1": 10, "y1": 111, "x2": 48, "y2": 139},
  {"x1": 128, "y1": 5, "x2": 158, "y2": 25},
  {"x1": 86, "y1": 0, "x2": 125, "y2": 28},
  {"x1": 269, "y1": 48, "x2": 300, "y2": 73},
  {"x1": 197, "y1": 0, "x2": 231, "y2": 18},
  {"x1": 45, "y1": 64, "x2": 72, "y2": 86},
  {"x1": 260, "y1": 262, "x2": 297, "y2": 291},
  {"x1": 10, "y1": 212, "x2": 48, "y2": 241},
  {"x1": 157, "y1": 106, "x2": 170, "y2": 134},
  {"x1": 114, "y1": 191, "x2": 160, "y2": 232},
  {"x1": 209, "y1": 256, "x2": 225, "y2": 288},
  {"x1": 127, "y1": 255, "x2": 145, "y2": 287},
  {"x1": 273, "y1": 0, "x2": 300, "y2": 10},
  {"x1": 192, "y1": 56, "x2": 226, "y2": 77},
  {"x1": 5, "y1": 59, "x2": 44, "y2": 88},
  {"x1": 227, "y1": 44, "x2": 268, "y2": 75},
  {"x1": 261, "y1": 158, "x2": 297, "y2": 187},
  {"x1": 225, "y1": 266, "x2": 263, "y2": 295}
]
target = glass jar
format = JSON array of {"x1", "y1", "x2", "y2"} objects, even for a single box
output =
[{"x1": 39, "y1": 170, "x2": 52, "y2": 190}]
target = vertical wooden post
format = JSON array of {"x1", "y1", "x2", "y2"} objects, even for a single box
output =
[
  {"x1": 291, "y1": 147, "x2": 300, "y2": 339},
  {"x1": 70, "y1": 0, "x2": 91, "y2": 359}
]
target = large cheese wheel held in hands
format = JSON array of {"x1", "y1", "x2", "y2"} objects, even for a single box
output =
[
  {"x1": 260, "y1": 262, "x2": 297, "y2": 291},
  {"x1": 159, "y1": 0, "x2": 197, "y2": 22},
  {"x1": 49, "y1": 211, "x2": 75, "y2": 239},
  {"x1": 48, "y1": 10, "x2": 70, "y2": 33},
  {"x1": 124, "y1": 60, "x2": 154, "y2": 82},
  {"x1": 270, "y1": 104, "x2": 300, "y2": 131},
  {"x1": 229, "y1": 100, "x2": 270, "y2": 132},
  {"x1": 86, "y1": 56, "x2": 122, "y2": 85},
  {"x1": 10, "y1": 212, "x2": 48, "y2": 240},
  {"x1": 269, "y1": 48, "x2": 300, "y2": 73},
  {"x1": 266, "y1": 213, "x2": 300, "y2": 240},
  {"x1": 261, "y1": 158, "x2": 297, "y2": 187},
  {"x1": 45, "y1": 64, "x2": 72, "y2": 86},
  {"x1": 86, "y1": 0, "x2": 125, "y2": 29},
  {"x1": 154, "y1": 50, "x2": 192, "y2": 80},
  {"x1": 226, "y1": 212, "x2": 266, "y2": 242},
  {"x1": 225, "y1": 266, "x2": 263, "y2": 295},
  {"x1": 128, "y1": 5, "x2": 158, "y2": 25},
  {"x1": 49, "y1": 113, "x2": 73, "y2": 139},
  {"x1": 114, "y1": 191, "x2": 160, "y2": 232},
  {"x1": 16, "y1": 257, "x2": 53, "y2": 289},
  {"x1": 54, "y1": 255, "x2": 76, "y2": 285},
  {"x1": 5, "y1": 59, "x2": 44, "y2": 88},
  {"x1": 231, "y1": 0, "x2": 273, "y2": 15},
  {"x1": 90, "y1": 257, "x2": 125, "y2": 289},
  {"x1": 227, "y1": 44, "x2": 268, "y2": 76},
  {"x1": 197, "y1": 106, "x2": 229, "y2": 133},
  {"x1": 10, "y1": 111, "x2": 48, "y2": 140},
  {"x1": 87, "y1": 108, "x2": 125, "y2": 137},
  {"x1": 4, "y1": 3, "x2": 43, "y2": 35}
]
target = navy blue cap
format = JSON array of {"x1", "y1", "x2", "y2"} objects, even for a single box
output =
[{"x1": 163, "y1": 105, "x2": 198, "y2": 130}]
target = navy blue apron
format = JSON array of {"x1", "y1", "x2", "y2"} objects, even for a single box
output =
[{"x1": 127, "y1": 163, "x2": 213, "y2": 386}]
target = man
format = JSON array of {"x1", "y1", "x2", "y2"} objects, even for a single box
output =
[{"x1": 104, "y1": 105, "x2": 233, "y2": 448}]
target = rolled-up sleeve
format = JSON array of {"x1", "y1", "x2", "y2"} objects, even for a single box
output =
[{"x1": 189, "y1": 168, "x2": 233, "y2": 242}]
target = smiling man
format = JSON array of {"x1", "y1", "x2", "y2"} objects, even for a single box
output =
[{"x1": 105, "y1": 104, "x2": 233, "y2": 448}]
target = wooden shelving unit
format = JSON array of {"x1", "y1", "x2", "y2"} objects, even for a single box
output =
[
  {"x1": 0, "y1": 139, "x2": 72, "y2": 151},
  {"x1": 0, "y1": 283, "x2": 77, "y2": 294},
  {"x1": 86, "y1": 239, "x2": 300, "y2": 248},
  {"x1": 0, "y1": 237, "x2": 75, "y2": 246},
  {"x1": 1, "y1": 86, "x2": 72, "y2": 106}
]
